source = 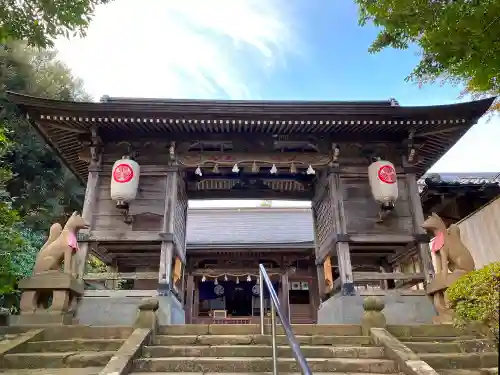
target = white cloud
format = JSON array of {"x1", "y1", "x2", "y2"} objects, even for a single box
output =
[{"x1": 54, "y1": 0, "x2": 295, "y2": 100}]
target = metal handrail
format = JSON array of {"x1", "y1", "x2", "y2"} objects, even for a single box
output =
[{"x1": 259, "y1": 263, "x2": 312, "y2": 375}]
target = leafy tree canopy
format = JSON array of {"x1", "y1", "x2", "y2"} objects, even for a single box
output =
[
  {"x1": 448, "y1": 262, "x2": 500, "y2": 346},
  {"x1": 0, "y1": 0, "x2": 111, "y2": 48},
  {"x1": 1, "y1": 42, "x2": 86, "y2": 231},
  {"x1": 355, "y1": 0, "x2": 500, "y2": 111}
]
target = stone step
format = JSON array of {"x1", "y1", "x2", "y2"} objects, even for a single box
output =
[
  {"x1": 143, "y1": 345, "x2": 385, "y2": 359},
  {"x1": 405, "y1": 339, "x2": 496, "y2": 354},
  {"x1": 402, "y1": 336, "x2": 478, "y2": 342},
  {"x1": 33, "y1": 326, "x2": 133, "y2": 341},
  {"x1": 155, "y1": 334, "x2": 372, "y2": 346},
  {"x1": 17, "y1": 338, "x2": 124, "y2": 353},
  {"x1": 159, "y1": 324, "x2": 362, "y2": 336},
  {"x1": 0, "y1": 367, "x2": 103, "y2": 375},
  {"x1": 419, "y1": 352, "x2": 499, "y2": 370},
  {"x1": 131, "y1": 372, "x2": 405, "y2": 375},
  {"x1": 438, "y1": 369, "x2": 499, "y2": 375},
  {"x1": 0, "y1": 351, "x2": 115, "y2": 369},
  {"x1": 133, "y1": 357, "x2": 399, "y2": 373},
  {"x1": 388, "y1": 325, "x2": 482, "y2": 338}
]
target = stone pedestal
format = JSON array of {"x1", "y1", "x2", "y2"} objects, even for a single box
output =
[
  {"x1": 426, "y1": 270, "x2": 466, "y2": 324},
  {"x1": 361, "y1": 296, "x2": 387, "y2": 335},
  {"x1": 135, "y1": 298, "x2": 159, "y2": 341},
  {"x1": 14, "y1": 271, "x2": 84, "y2": 326}
]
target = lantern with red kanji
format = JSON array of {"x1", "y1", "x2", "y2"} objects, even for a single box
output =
[
  {"x1": 368, "y1": 160, "x2": 398, "y2": 208},
  {"x1": 110, "y1": 156, "x2": 140, "y2": 208}
]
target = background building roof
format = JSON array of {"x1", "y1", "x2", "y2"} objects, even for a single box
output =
[
  {"x1": 186, "y1": 172, "x2": 500, "y2": 246},
  {"x1": 186, "y1": 207, "x2": 314, "y2": 247}
]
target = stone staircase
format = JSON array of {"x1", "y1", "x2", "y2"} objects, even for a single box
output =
[
  {"x1": 0, "y1": 323, "x2": 498, "y2": 375},
  {"x1": 388, "y1": 325, "x2": 499, "y2": 375},
  {"x1": 0, "y1": 326, "x2": 133, "y2": 374},
  {"x1": 131, "y1": 324, "x2": 404, "y2": 374}
]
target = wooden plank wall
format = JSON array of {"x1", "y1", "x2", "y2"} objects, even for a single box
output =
[
  {"x1": 94, "y1": 173, "x2": 166, "y2": 232},
  {"x1": 341, "y1": 176, "x2": 413, "y2": 234},
  {"x1": 312, "y1": 173, "x2": 335, "y2": 254},
  {"x1": 93, "y1": 151, "x2": 167, "y2": 232},
  {"x1": 457, "y1": 196, "x2": 500, "y2": 268}
]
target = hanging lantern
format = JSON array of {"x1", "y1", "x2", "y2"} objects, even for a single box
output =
[
  {"x1": 214, "y1": 278, "x2": 218, "y2": 285},
  {"x1": 195, "y1": 166, "x2": 202, "y2": 176},
  {"x1": 307, "y1": 165, "x2": 315, "y2": 175},
  {"x1": 236, "y1": 277, "x2": 240, "y2": 284},
  {"x1": 368, "y1": 159, "x2": 399, "y2": 207},
  {"x1": 232, "y1": 164, "x2": 240, "y2": 173},
  {"x1": 270, "y1": 164, "x2": 278, "y2": 174},
  {"x1": 251, "y1": 161, "x2": 259, "y2": 173},
  {"x1": 110, "y1": 156, "x2": 140, "y2": 208},
  {"x1": 246, "y1": 275, "x2": 251, "y2": 282},
  {"x1": 290, "y1": 162, "x2": 297, "y2": 174},
  {"x1": 212, "y1": 164, "x2": 220, "y2": 174},
  {"x1": 224, "y1": 274, "x2": 228, "y2": 282},
  {"x1": 201, "y1": 275, "x2": 206, "y2": 282}
]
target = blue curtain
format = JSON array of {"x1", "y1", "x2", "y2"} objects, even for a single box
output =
[{"x1": 198, "y1": 280, "x2": 279, "y2": 301}]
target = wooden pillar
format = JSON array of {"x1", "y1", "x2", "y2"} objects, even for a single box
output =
[
  {"x1": 280, "y1": 270, "x2": 290, "y2": 321},
  {"x1": 158, "y1": 168, "x2": 179, "y2": 294},
  {"x1": 336, "y1": 243, "x2": 354, "y2": 295},
  {"x1": 76, "y1": 140, "x2": 101, "y2": 279},
  {"x1": 104, "y1": 264, "x2": 118, "y2": 289},
  {"x1": 328, "y1": 170, "x2": 354, "y2": 295},
  {"x1": 185, "y1": 273, "x2": 195, "y2": 323},
  {"x1": 406, "y1": 171, "x2": 435, "y2": 283},
  {"x1": 309, "y1": 261, "x2": 320, "y2": 322},
  {"x1": 316, "y1": 265, "x2": 326, "y2": 301},
  {"x1": 380, "y1": 260, "x2": 395, "y2": 289}
]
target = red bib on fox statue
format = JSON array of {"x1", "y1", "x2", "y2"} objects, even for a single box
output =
[{"x1": 68, "y1": 232, "x2": 79, "y2": 252}]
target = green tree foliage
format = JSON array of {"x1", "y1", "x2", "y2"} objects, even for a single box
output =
[
  {"x1": 355, "y1": 0, "x2": 500, "y2": 110},
  {"x1": 0, "y1": 41, "x2": 88, "y2": 299},
  {"x1": 1, "y1": 42, "x2": 86, "y2": 231},
  {"x1": 447, "y1": 262, "x2": 500, "y2": 346},
  {"x1": 87, "y1": 256, "x2": 107, "y2": 273},
  {"x1": 0, "y1": 125, "x2": 24, "y2": 295},
  {"x1": 0, "y1": 0, "x2": 111, "y2": 48}
]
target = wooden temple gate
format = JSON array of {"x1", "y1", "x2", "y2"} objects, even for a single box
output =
[{"x1": 6, "y1": 92, "x2": 494, "y2": 325}]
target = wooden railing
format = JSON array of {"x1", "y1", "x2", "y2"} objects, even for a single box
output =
[
  {"x1": 331, "y1": 271, "x2": 425, "y2": 294},
  {"x1": 83, "y1": 272, "x2": 158, "y2": 281}
]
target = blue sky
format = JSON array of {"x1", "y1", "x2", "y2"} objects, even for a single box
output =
[{"x1": 54, "y1": 0, "x2": 498, "y2": 207}]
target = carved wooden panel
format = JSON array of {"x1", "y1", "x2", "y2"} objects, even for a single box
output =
[
  {"x1": 312, "y1": 180, "x2": 334, "y2": 248},
  {"x1": 173, "y1": 174, "x2": 188, "y2": 256},
  {"x1": 342, "y1": 176, "x2": 413, "y2": 234}
]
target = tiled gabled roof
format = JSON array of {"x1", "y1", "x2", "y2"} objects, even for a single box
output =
[{"x1": 186, "y1": 207, "x2": 314, "y2": 246}]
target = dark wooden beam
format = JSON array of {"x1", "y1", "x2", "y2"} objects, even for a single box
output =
[
  {"x1": 352, "y1": 271, "x2": 424, "y2": 282},
  {"x1": 101, "y1": 132, "x2": 408, "y2": 145},
  {"x1": 187, "y1": 170, "x2": 316, "y2": 183}
]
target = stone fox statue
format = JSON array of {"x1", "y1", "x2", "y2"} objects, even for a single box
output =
[
  {"x1": 32, "y1": 211, "x2": 90, "y2": 275},
  {"x1": 421, "y1": 212, "x2": 475, "y2": 274}
]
